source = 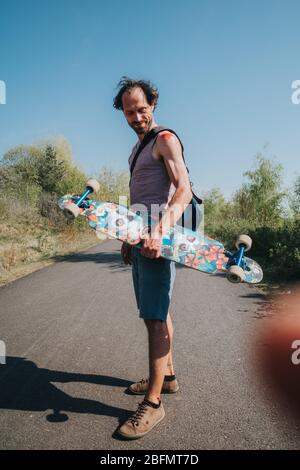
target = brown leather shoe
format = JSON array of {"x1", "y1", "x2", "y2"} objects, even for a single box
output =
[
  {"x1": 118, "y1": 400, "x2": 165, "y2": 439},
  {"x1": 128, "y1": 377, "x2": 179, "y2": 395}
]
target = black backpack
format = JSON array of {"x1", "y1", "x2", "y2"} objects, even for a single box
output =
[{"x1": 129, "y1": 127, "x2": 203, "y2": 231}]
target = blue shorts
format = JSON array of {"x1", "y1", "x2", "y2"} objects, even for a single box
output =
[{"x1": 131, "y1": 247, "x2": 176, "y2": 321}]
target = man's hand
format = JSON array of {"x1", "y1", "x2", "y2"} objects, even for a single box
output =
[
  {"x1": 121, "y1": 242, "x2": 132, "y2": 265},
  {"x1": 140, "y1": 229, "x2": 162, "y2": 259}
]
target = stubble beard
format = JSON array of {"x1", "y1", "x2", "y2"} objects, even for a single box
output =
[{"x1": 131, "y1": 117, "x2": 153, "y2": 136}]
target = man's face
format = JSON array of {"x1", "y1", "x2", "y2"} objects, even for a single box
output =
[{"x1": 122, "y1": 87, "x2": 154, "y2": 135}]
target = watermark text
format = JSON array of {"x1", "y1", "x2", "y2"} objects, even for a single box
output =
[
  {"x1": 0, "y1": 80, "x2": 6, "y2": 104},
  {"x1": 93, "y1": 198, "x2": 204, "y2": 244},
  {"x1": 291, "y1": 80, "x2": 300, "y2": 104},
  {"x1": 0, "y1": 340, "x2": 6, "y2": 365},
  {"x1": 291, "y1": 340, "x2": 300, "y2": 365}
]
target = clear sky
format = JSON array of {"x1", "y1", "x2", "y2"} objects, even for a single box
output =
[{"x1": 0, "y1": 0, "x2": 299, "y2": 198}]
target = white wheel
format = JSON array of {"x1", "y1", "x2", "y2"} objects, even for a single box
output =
[
  {"x1": 86, "y1": 178, "x2": 100, "y2": 194},
  {"x1": 226, "y1": 265, "x2": 245, "y2": 283},
  {"x1": 235, "y1": 234, "x2": 252, "y2": 252},
  {"x1": 63, "y1": 203, "x2": 81, "y2": 219}
]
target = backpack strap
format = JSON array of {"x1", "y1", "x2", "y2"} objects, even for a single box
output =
[
  {"x1": 130, "y1": 126, "x2": 187, "y2": 181},
  {"x1": 129, "y1": 127, "x2": 160, "y2": 186},
  {"x1": 129, "y1": 126, "x2": 202, "y2": 205}
]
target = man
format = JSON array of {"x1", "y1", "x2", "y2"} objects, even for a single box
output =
[{"x1": 113, "y1": 77, "x2": 192, "y2": 439}]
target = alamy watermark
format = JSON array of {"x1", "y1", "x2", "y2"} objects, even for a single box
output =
[
  {"x1": 291, "y1": 80, "x2": 300, "y2": 105},
  {"x1": 0, "y1": 340, "x2": 6, "y2": 365},
  {"x1": 291, "y1": 340, "x2": 300, "y2": 365},
  {"x1": 93, "y1": 197, "x2": 205, "y2": 244},
  {"x1": 0, "y1": 80, "x2": 6, "y2": 104}
]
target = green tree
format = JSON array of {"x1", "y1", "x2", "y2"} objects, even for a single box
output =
[
  {"x1": 97, "y1": 166, "x2": 130, "y2": 202},
  {"x1": 36, "y1": 145, "x2": 65, "y2": 192},
  {"x1": 1, "y1": 145, "x2": 42, "y2": 185},
  {"x1": 289, "y1": 176, "x2": 300, "y2": 217},
  {"x1": 232, "y1": 155, "x2": 286, "y2": 225}
]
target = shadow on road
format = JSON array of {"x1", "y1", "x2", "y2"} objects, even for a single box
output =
[
  {"x1": 52, "y1": 251, "x2": 131, "y2": 272},
  {"x1": 52, "y1": 249, "x2": 185, "y2": 272},
  {"x1": 240, "y1": 292, "x2": 267, "y2": 300},
  {"x1": 239, "y1": 292, "x2": 271, "y2": 319},
  {"x1": 0, "y1": 357, "x2": 133, "y2": 424}
]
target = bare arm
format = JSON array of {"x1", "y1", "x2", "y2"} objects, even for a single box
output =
[
  {"x1": 153, "y1": 132, "x2": 192, "y2": 236},
  {"x1": 141, "y1": 131, "x2": 192, "y2": 258}
]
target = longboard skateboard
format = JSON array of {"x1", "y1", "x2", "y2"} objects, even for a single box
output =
[{"x1": 58, "y1": 179, "x2": 263, "y2": 284}]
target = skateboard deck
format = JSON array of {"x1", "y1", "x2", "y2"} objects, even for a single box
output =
[{"x1": 58, "y1": 190, "x2": 263, "y2": 284}]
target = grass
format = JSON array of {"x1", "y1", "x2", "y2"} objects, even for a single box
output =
[{"x1": 0, "y1": 218, "x2": 101, "y2": 286}]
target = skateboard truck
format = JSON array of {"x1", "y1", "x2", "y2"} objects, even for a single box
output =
[
  {"x1": 225, "y1": 234, "x2": 252, "y2": 283},
  {"x1": 63, "y1": 178, "x2": 100, "y2": 219}
]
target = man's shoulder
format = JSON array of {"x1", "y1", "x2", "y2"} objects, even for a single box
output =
[
  {"x1": 157, "y1": 130, "x2": 176, "y2": 139},
  {"x1": 155, "y1": 128, "x2": 182, "y2": 150}
]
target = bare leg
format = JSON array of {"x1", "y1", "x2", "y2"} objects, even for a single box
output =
[
  {"x1": 166, "y1": 312, "x2": 175, "y2": 375},
  {"x1": 144, "y1": 319, "x2": 170, "y2": 404}
]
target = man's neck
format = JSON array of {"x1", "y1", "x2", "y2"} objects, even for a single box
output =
[{"x1": 137, "y1": 121, "x2": 158, "y2": 142}]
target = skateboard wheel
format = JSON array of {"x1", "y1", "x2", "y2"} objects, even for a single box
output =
[
  {"x1": 63, "y1": 203, "x2": 81, "y2": 219},
  {"x1": 235, "y1": 234, "x2": 252, "y2": 252},
  {"x1": 226, "y1": 265, "x2": 245, "y2": 283},
  {"x1": 86, "y1": 178, "x2": 100, "y2": 194}
]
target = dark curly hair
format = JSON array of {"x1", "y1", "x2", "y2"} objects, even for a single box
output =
[{"x1": 113, "y1": 76, "x2": 159, "y2": 111}]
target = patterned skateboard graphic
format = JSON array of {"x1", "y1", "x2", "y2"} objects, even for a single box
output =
[{"x1": 58, "y1": 194, "x2": 263, "y2": 283}]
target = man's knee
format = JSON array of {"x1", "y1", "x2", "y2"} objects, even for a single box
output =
[{"x1": 144, "y1": 319, "x2": 168, "y2": 333}]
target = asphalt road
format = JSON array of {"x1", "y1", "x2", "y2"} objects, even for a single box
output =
[{"x1": 0, "y1": 240, "x2": 299, "y2": 450}]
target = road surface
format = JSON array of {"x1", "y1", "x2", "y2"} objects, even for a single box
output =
[{"x1": 0, "y1": 240, "x2": 299, "y2": 450}]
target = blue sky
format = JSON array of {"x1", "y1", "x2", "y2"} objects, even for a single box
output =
[{"x1": 0, "y1": 0, "x2": 299, "y2": 198}]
